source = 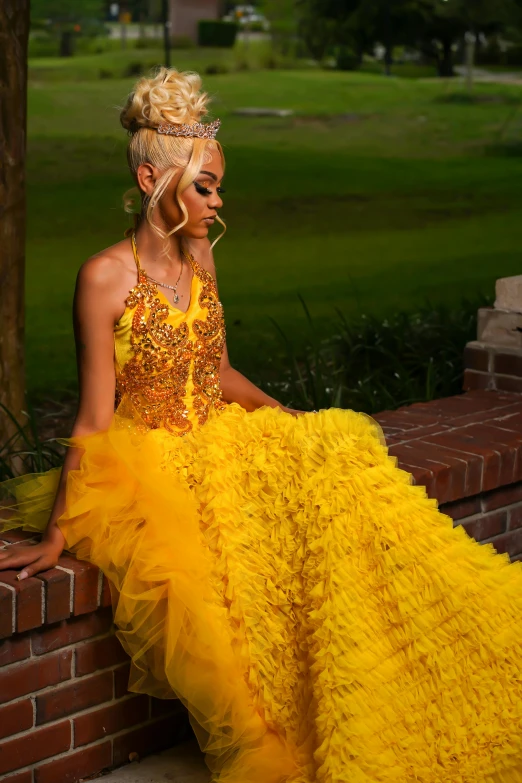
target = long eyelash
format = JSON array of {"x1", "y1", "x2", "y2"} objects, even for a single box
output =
[
  {"x1": 194, "y1": 182, "x2": 212, "y2": 196},
  {"x1": 217, "y1": 187, "x2": 226, "y2": 194}
]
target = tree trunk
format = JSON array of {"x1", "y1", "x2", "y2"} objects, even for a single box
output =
[
  {"x1": 59, "y1": 30, "x2": 74, "y2": 57},
  {"x1": 161, "y1": 0, "x2": 171, "y2": 68},
  {"x1": 384, "y1": 43, "x2": 393, "y2": 76},
  {"x1": 465, "y1": 31, "x2": 476, "y2": 94},
  {"x1": 438, "y1": 39, "x2": 454, "y2": 78},
  {"x1": 0, "y1": 0, "x2": 29, "y2": 443},
  {"x1": 382, "y1": 3, "x2": 392, "y2": 77}
]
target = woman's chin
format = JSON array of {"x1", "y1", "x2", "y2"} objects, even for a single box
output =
[{"x1": 184, "y1": 226, "x2": 209, "y2": 239}]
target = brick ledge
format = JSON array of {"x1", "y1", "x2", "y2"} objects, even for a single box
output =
[
  {"x1": 375, "y1": 389, "x2": 522, "y2": 504},
  {"x1": 1, "y1": 389, "x2": 522, "y2": 640}
]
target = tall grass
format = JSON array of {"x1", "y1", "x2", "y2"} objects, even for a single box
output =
[
  {"x1": 264, "y1": 296, "x2": 488, "y2": 414},
  {"x1": 0, "y1": 296, "x2": 490, "y2": 474},
  {"x1": 0, "y1": 403, "x2": 63, "y2": 481}
]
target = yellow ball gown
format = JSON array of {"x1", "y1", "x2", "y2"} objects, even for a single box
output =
[{"x1": 3, "y1": 246, "x2": 522, "y2": 783}]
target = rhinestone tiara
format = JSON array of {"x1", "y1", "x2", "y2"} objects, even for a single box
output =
[{"x1": 157, "y1": 119, "x2": 221, "y2": 140}]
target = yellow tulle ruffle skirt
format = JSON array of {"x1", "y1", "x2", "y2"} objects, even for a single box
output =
[{"x1": 3, "y1": 402, "x2": 522, "y2": 783}]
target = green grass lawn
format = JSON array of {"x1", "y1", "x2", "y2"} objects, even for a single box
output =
[{"x1": 25, "y1": 51, "x2": 522, "y2": 396}]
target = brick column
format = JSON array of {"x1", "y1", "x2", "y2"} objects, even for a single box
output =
[{"x1": 464, "y1": 275, "x2": 522, "y2": 394}]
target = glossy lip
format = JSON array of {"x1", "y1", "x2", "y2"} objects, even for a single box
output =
[{"x1": 203, "y1": 216, "x2": 216, "y2": 223}]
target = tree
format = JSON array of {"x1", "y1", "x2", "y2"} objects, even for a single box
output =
[
  {"x1": 348, "y1": 0, "x2": 430, "y2": 74},
  {"x1": 298, "y1": 0, "x2": 430, "y2": 72},
  {"x1": 417, "y1": 0, "x2": 522, "y2": 78},
  {"x1": 261, "y1": 0, "x2": 301, "y2": 56},
  {"x1": 297, "y1": 0, "x2": 522, "y2": 75},
  {"x1": 297, "y1": 0, "x2": 364, "y2": 64},
  {"x1": 31, "y1": 0, "x2": 104, "y2": 56},
  {"x1": 0, "y1": 0, "x2": 30, "y2": 442}
]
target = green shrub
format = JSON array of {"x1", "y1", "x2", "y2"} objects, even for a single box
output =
[
  {"x1": 264, "y1": 296, "x2": 489, "y2": 414},
  {"x1": 135, "y1": 37, "x2": 160, "y2": 49},
  {"x1": 136, "y1": 34, "x2": 194, "y2": 50},
  {"x1": 0, "y1": 404, "x2": 63, "y2": 481},
  {"x1": 436, "y1": 91, "x2": 520, "y2": 106},
  {"x1": 476, "y1": 38, "x2": 504, "y2": 67},
  {"x1": 249, "y1": 21, "x2": 268, "y2": 33},
  {"x1": 234, "y1": 55, "x2": 251, "y2": 71},
  {"x1": 506, "y1": 45, "x2": 522, "y2": 67},
  {"x1": 171, "y1": 34, "x2": 196, "y2": 49},
  {"x1": 198, "y1": 20, "x2": 238, "y2": 48},
  {"x1": 123, "y1": 61, "x2": 145, "y2": 77},
  {"x1": 99, "y1": 68, "x2": 113, "y2": 79},
  {"x1": 205, "y1": 62, "x2": 230, "y2": 75},
  {"x1": 336, "y1": 47, "x2": 360, "y2": 71},
  {"x1": 28, "y1": 36, "x2": 59, "y2": 58}
]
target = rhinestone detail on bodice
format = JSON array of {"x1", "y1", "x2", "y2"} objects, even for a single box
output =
[{"x1": 115, "y1": 255, "x2": 226, "y2": 435}]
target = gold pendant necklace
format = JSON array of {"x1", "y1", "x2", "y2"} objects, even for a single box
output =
[
  {"x1": 131, "y1": 231, "x2": 185, "y2": 305},
  {"x1": 146, "y1": 262, "x2": 184, "y2": 304}
]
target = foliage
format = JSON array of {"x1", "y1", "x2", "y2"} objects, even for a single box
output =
[
  {"x1": 296, "y1": 0, "x2": 522, "y2": 75},
  {"x1": 198, "y1": 20, "x2": 238, "y2": 48},
  {"x1": 31, "y1": 0, "x2": 106, "y2": 57},
  {"x1": 23, "y1": 65, "x2": 522, "y2": 393},
  {"x1": 335, "y1": 46, "x2": 360, "y2": 70},
  {"x1": 0, "y1": 296, "x2": 483, "y2": 473},
  {"x1": 31, "y1": 0, "x2": 104, "y2": 23},
  {"x1": 0, "y1": 404, "x2": 63, "y2": 481},
  {"x1": 413, "y1": 0, "x2": 522, "y2": 76},
  {"x1": 266, "y1": 296, "x2": 489, "y2": 414},
  {"x1": 260, "y1": 0, "x2": 300, "y2": 56}
]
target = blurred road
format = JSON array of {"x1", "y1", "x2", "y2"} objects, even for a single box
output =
[{"x1": 454, "y1": 65, "x2": 522, "y2": 84}]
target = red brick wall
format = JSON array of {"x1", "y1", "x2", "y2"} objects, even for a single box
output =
[
  {"x1": 374, "y1": 390, "x2": 522, "y2": 561},
  {"x1": 441, "y1": 483, "x2": 522, "y2": 560},
  {"x1": 464, "y1": 341, "x2": 522, "y2": 394},
  {"x1": 0, "y1": 543, "x2": 189, "y2": 783},
  {"x1": 1, "y1": 388, "x2": 522, "y2": 782}
]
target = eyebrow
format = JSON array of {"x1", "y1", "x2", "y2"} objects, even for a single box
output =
[{"x1": 198, "y1": 170, "x2": 218, "y2": 181}]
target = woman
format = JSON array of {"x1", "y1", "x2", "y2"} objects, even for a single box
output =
[{"x1": 1, "y1": 68, "x2": 522, "y2": 783}]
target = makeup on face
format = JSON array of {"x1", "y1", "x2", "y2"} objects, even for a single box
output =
[{"x1": 193, "y1": 170, "x2": 226, "y2": 197}]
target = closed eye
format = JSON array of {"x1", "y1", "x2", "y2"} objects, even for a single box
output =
[{"x1": 194, "y1": 182, "x2": 212, "y2": 196}]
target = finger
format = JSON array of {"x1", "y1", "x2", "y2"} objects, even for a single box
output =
[
  {"x1": 0, "y1": 550, "x2": 42, "y2": 571},
  {"x1": 18, "y1": 556, "x2": 56, "y2": 581},
  {"x1": 0, "y1": 543, "x2": 39, "y2": 559},
  {"x1": 0, "y1": 541, "x2": 36, "y2": 553},
  {"x1": 0, "y1": 544, "x2": 18, "y2": 556}
]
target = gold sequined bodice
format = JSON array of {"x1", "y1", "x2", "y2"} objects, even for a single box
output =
[{"x1": 114, "y1": 241, "x2": 226, "y2": 435}]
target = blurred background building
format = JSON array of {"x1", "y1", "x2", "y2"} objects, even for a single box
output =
[{"x1": 170, "y1": 0, "x2": 220, "y2": 43}]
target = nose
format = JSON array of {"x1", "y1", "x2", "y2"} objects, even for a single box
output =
[{"x1": 209, "y1": 190, "x2": 223, "y2": 210}]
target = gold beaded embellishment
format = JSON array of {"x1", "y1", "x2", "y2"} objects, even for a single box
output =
[
  {"x1": 191, "y1": 261, "x2": 227, "y2": 426},
  {"x1": 116, "y1": 252, "x2": 226, "y2": 434}
]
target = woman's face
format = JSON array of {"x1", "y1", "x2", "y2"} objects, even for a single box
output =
[{"x1": 138, "y1": 147, "x2": 225, "y2": 239}]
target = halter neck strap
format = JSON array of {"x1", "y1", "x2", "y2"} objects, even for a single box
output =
[
  {"x1": 130, "y1": 232, "x2": 143, "y2": 276},
  {"x1": 131, "y1": 232, "x2": 197, "y2": 281}
]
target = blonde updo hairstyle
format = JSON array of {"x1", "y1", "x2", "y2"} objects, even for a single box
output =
[{"x1": 120, "y1": 67, "x2": 225, "y2": 246}]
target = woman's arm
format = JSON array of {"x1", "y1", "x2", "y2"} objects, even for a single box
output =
[
  {"x1": 219, "y1": 346, "x2": 283, "y2": 412},
  {"x1": 187, "y1": 238, "x2": 296, "y2": 414},
  {"x1": 0, "y1": 256, "x2": 124, "y2": 579}
]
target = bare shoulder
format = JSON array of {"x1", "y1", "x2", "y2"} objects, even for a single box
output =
[
  {"x1": 77, "y1": 239, "x2": 136, "y2": 292},
  {"x1": 75, "y1": 239, "x2": 137, "y2": 323}
]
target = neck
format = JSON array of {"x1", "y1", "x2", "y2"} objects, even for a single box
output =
[{"x1": 134, "y1": 220, "x2": 183, "y2": 269}]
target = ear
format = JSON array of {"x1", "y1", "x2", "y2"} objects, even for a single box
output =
[{"x1": 136, "y1": 163, "x2": 159, "y2": 197}]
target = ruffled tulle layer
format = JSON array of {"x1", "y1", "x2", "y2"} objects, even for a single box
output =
[{"x1": 3, "y1": 403, "x2": 522, "y2": 783}]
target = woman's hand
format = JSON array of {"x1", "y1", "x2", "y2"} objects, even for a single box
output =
[
  {"x1": 0, "y1": 540, "x2": 63, "y2": 580},
  {"x1": 281, "y1": 407, "x2": 307, "y2": 417}
]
